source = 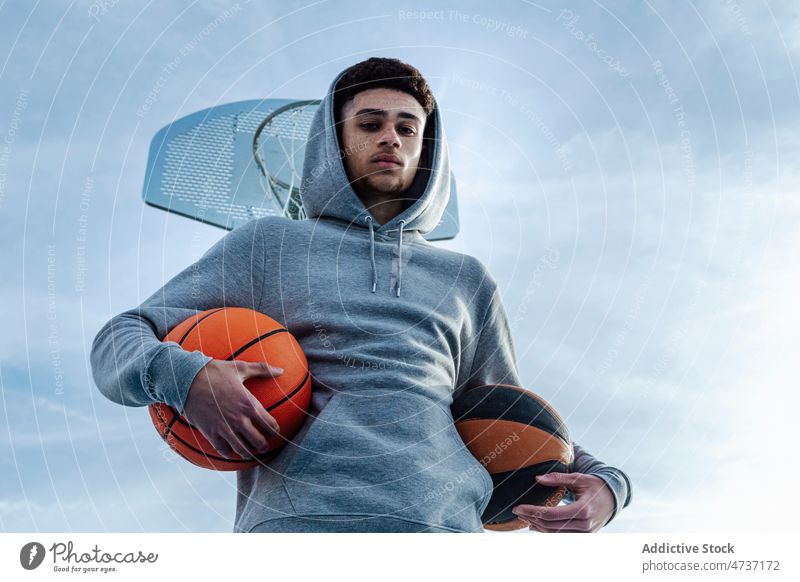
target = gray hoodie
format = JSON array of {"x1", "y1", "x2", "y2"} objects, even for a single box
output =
[{"x1": 91, "y1": 67, "x2": 631, "y2": 532}]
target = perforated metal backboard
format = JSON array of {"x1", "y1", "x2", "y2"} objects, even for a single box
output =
[{"x1": 142, "y1": 99, "x2": 460, "y2": 240}]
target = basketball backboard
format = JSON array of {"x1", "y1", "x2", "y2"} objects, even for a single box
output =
[{"x1": 142, "y1": 99, "x2": 460, "y2": 240}]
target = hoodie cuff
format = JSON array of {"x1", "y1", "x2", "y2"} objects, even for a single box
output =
[
  {"x1": 589, "y1": 467, "x2": 632, "y2": 526},
  {"x1": 142, "y1": 342, "x2": 213, "y2": 415}
]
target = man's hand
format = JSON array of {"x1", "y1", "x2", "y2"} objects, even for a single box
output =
[
  {"x1": 183, "y1": 359, "x2": 284, "y2": 459},
  {"x1": 512, "y1": 472, "x2": 615, "y2": 533}
]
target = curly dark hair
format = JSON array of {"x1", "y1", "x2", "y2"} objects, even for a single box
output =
[{"x1": 334, "y1": 57, "x2": 436, "y2": 120}]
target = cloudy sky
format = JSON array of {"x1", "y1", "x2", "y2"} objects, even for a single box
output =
[{"x1": 1, "y1": 0, "x2": 798, "y2": 533}]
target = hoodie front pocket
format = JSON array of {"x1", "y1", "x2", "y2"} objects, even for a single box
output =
[{"x1": 282, "y1": 389, "x2": 491, "y2": 532}]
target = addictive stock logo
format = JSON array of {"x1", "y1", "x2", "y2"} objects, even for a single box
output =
[{"x1": 20, "y1": 542, "x2": 46, "y2": 570}]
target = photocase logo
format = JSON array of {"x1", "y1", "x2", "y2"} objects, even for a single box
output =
[{"x1": 20, "y1": 542, "x2": 46, "y2": 570}]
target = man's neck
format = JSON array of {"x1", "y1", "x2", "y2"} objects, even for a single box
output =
[{"x1": 355, "y1": 191, "x2": 406, "y2": 225}]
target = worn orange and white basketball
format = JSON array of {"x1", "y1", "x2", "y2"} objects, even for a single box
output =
[{"x1": 452, "y1": 384, "x2": 574, "y2": 531}]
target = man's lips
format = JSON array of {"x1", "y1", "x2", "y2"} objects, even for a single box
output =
[
  {"x1": 372, "y1": 154, "x2": 403, "y2": 168},
  {"x1": 374, "y1": 160, "x2": 402, "y2": 168}
]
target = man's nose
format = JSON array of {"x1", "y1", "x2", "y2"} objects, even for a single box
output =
[{"x1": 378, "y1": 127, "x2": 401, "y2": 147}]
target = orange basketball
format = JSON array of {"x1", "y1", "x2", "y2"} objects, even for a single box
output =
[{"x1": 149, "y1": 307, "x2": 311, "y2": 471}]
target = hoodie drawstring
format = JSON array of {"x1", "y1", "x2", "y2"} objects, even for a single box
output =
[
  {"x1": 396, "y1": 220, "x2": 405, "y2": 297},
  {"x1": 365, "y1": 216, "x2": 378, "y2": 293},
  {"x1": 364, "y1": 216, "x2": 406, "y2": 297}
]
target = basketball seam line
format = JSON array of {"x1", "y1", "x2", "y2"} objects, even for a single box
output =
[
  {"x1": 177, "y1": 307, "x2": 226, "y2": 346},
  {"x1": 163, "y1": 410, "x2": 180, "y2": 438},
  {"x1": 266, "y1": 371, "x2": 310, "y2": 412},
  {"x1": 226, "y1": 328, "x2": 289, "y2": 360}
]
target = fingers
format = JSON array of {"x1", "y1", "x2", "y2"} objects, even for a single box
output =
[
  {"x1": 535, "y1": 472, "x2": 590, "y2": 490},
  {"x1": 239, "y1": 362, "x2": 282, "y2": 436},
  {"x1": 199, "y1": 410, "x2": 271, "y2": 459},
  {"x1": 529, "y1": 519, "x2": 592, "y2": 532},
  {"x1": 238, "y1": 360, "x2": 284, "y2": 380},
  {"x1": 207, "y1": 427, "x2": 252, "y2": 460},
  {"x1": 513, "y1": 501, "x2": 587, "y2": 522},
  {"x1": 228, "y1": 434, "x2": 253, "y2": 459},
  {"x1": 527, "y1": 520, "x2": 590, "y2": 533},
  {"x1": 516, "y1": 498, "x2": 592, "y2": 533},
  {"x1": 249, "y1": 401, "x2": 281, "y2": 436},
  {"x1": 211, "y1": 426, "x2": 265, "y2": 460},
  {"x1": 513, "y1": 505, "x2": 570, "y2": 521},
  {"x1": 193, "y1": 360, "x2": 284, "y2": 459},
  {"x1": 235, "y1": 419, "x2": 272, "y2": 456},
  {"x1": 206, "y1": 434, "x2": 238, "y2": 459},
  {"x1": 224, "y1": 385, "x2": 280, "y2": 459}
]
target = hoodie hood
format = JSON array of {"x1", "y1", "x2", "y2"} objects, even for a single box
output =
[{"x1": 300, "y1": 67, "x2": 452, "y2": 237}]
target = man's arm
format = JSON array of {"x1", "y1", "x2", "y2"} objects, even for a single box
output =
[
  {"x1": 455, "y1": 274, "x2": 632, "y2": 527},
  {"x1": 91, "y1": 218, "x2": 265, "y2": 412}
]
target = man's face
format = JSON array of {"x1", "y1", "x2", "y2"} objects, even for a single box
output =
[{"x1": 339, "y1": 87, "x2": 427, "y2": 198}]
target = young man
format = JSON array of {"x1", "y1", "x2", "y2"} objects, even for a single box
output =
[{"x1": 91, "y1": 57, "x2": 631, "y2": 533}]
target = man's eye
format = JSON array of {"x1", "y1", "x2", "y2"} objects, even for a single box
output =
[{"x1": 359, "y1": 123, "x2": 416, "y2": 135}]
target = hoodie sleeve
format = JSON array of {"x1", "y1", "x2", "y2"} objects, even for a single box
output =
[
  {"x1": 456, "y1": 280, "x2": 632, "y2": 525},
  {"x1": 567, "y1": 441, "x2": 633, "y2": 526},
  {"x1": 90, "y1": 218, "x2": 265, "y2": 415}
]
